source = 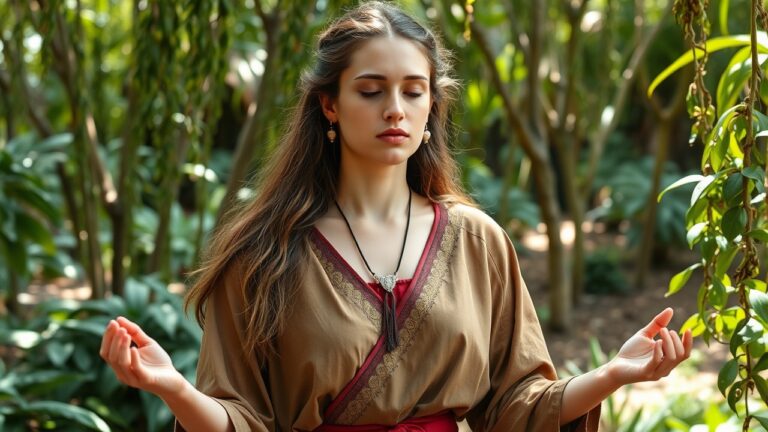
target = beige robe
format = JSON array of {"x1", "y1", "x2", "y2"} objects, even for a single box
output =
[{"x1": 176, "y1": 203, "x2": 600, "y2": 431}]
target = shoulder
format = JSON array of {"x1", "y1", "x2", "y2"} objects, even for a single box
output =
[{"x1": 444, "y1": 202, "x2": 506, "y2": 240}]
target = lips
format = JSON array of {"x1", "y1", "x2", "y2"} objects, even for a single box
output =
[{"x1": 377, "y1": 128, "x2": 409, "y2": 138}]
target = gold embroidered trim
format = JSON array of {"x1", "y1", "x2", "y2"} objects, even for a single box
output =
[
  {"x1": 310, "y1": 241, "x2": 382, "y2": 327},
  {"x1": 336, "y1": 208, "x2": 461, "y2": 424}
]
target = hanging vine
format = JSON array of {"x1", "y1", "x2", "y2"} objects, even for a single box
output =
[{"x1": 659, "y1": 0, "x2": 768, "y2": 429}]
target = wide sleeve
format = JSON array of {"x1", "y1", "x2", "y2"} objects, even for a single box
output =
[
  {"x1": 174, "y1": 260, "x2": 276, "y2": 432},
  {"x1": 465, "y1": 225, "x2": 600, "y2": 432}
]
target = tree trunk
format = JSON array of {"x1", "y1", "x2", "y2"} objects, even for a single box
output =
[
  {"x1": 635, "y1": 120, "x2": 671, "y2": 289},
  {"x1": 533, "y1": 156, "x2": 572, "y2": 330},
  {"x1": 470, "y1": 4, "x2": 572, "y2": 330},
  {"x1": 149, "y1": 133, "x2": 192, "y2": 279},
  {"x1": 6, "y1": 267, "x2": 20, "y2": 317},
  {"x1": 556, "y1": 137, "x2": 585, "y2": 303}
]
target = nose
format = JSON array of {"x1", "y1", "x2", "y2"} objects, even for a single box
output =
[{"x1": 383, "y1": 93, "x2": 405, "y2": 122}]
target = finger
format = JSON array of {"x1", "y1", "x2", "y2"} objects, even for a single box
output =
[
  {"x1": 116, "y1": 316, "x2": 154, "y2": 348},
  {"x1": 99, "y1": 320, "x2": 117, "y2": 360},
  {"x1": 670, "y1": 330, "x2": 685, "y2": 359},
  {"x1": 640, "y1": 308, "x2": 673, "y2": 338},
  {"x1": 682, "y1": 329, "x2": 693, "y2": 358},
  {"x1": 645, "y1": 339, "x2": 664, "y2": 376},
  {"x1": 660, "y1": 328, "x2": 677, "y2": 362},
  {"x1": 108, "y1": 328, "x2": 128, "y2": 363},
  {"x1": 117, "y1": 328, "x2": 132, "y2": 368}
]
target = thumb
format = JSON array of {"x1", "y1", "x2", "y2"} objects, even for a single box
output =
[{"x1": 640, "y1": 308, "x2": 673, "y2": 338}]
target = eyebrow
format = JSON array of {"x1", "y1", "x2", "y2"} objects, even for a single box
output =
[{"x1": 353, "y1": 73, "x2": 429, "y2": 81}]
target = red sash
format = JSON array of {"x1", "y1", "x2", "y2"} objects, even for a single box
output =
[{"x1": 314, "y1": 411, "x2": 457, "y2": 432}]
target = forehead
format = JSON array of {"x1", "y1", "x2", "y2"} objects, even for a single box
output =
[{"x1": 342, "y1": 36, "x2": 431, "y2": 81}]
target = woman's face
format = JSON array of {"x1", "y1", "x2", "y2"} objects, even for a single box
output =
[{"x1": 322, "y1": 36, "x2": 433, "y2": 168}]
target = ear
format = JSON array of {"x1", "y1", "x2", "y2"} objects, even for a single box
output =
[{"x1": 319, "y1": 94, "x2": 338, "y2": 123}]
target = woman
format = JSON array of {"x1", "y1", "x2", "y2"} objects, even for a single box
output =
[{"x1": 100, "y1": 2, "x2": 692, "y2": 431}]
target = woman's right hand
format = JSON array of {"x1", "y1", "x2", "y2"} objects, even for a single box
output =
[{"x1": 100, "y1": 316, "x2": 187, "y2": 398}]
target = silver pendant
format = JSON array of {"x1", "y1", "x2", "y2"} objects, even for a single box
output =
[{"x1": 375, "y1": 274, "x2": 397, "y2": 293}]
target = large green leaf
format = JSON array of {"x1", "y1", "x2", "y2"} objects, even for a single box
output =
[
  {"x1": 719, "y1": 0, "x2": 730, "y2": 35},
  {"x1": 710, "y1": 279, "x2": 728, "y2": 310},
  {"x1": 658, "y1": 174, "x2": 703, "y2": 202},
  {"x1": 754, "y1": 375, "x2": 768, "y2": 404},
  {"x1": 750, "y1": 290, "x2": 768, "y2": 325},
  {"x1": 718, "y1": 358, "x2": 739, "y2": 396},
  {"x1": 147, "y1": 303, "x2": 178, "y2": 338},
  {"x1": 14, "y1": 211, "x2": 55, "y2": 253},
  {"x1": 721, "y1": 206, "x2": 747, "y2": 241},
  {"x1": 727, "y1": 380, "x2": 743, "y2": 413},
  {"x1": 705, "y1": 105, "x2": 741, "y2": 172},
  {"x1": 124, "y1": 278, "x2": 150, "y2": 313},
  {"x1": 755, "y1": 416, "x2": 768, "y2": 430},
  {"x1": 20, "y1": 401, "x2": 110, "y2": 432},
  {"x1": 716, "y1": 245, "x2": 740, "y2": 277},
  {"x1": 648, "y1": 32, "x2": 768, "y2": 97},
  {"x1": 716, "y1": 48, "x2": 767, "y2": 115},
  {"x1": 4, "y1": 370, "x2": 91, "y2": 397},
  {"x1": 45, "y1": 340, "x2": 75, "y2": 368},
  {"x1": 648, "y1": 34, "x2": 768, "y2": 97},
  {"x1": 686, "y1": 222, "x2": 707, "y2": 248},
  {"x1": 666, "y1": 262, "x2": 702, "y2": 296}
]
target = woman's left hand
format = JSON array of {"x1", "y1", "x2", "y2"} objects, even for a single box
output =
[{"x1": 607, "y1": 307, "x2": 693, "y2": 386}]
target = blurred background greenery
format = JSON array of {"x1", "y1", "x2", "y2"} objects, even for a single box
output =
[{"x1": 0, "y1": 0, "x2": 764, "y2": 430}]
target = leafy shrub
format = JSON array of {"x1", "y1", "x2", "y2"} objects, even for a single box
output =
[
  {"x1": 0, "y1": 133, "x2": 70, "y2": 285},
  {"x1": 0, "y1": 276, "x2": 200, "y2": 431},
  {"x1": 584, "y1": 249, "x2": 629, "y2": 295},
  {"x1": 565, "y1": 339, "x2": 768, "y2": 432},
  {"x1": 465, "y1": 157, "x2": 540, "y2": 229},
  {"x1": 588, "y1": 156, "x2": 695, "y2": 250}
]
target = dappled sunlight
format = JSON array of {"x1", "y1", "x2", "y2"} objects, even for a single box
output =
[
  {"x1": 520, "y1": 220, "x2": 629, "y2": 252},
  {"x1": 18, "y1": 281, "x2": 92, "y2": 305}
]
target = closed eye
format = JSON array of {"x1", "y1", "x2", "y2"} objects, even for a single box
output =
[{"x1": 360, "y1": 91, "x2": 381, "y2": 98}]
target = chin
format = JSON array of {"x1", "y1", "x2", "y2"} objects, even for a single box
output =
[{"x1": 378, "y1": 148, "x2": 417, "y2": 165}]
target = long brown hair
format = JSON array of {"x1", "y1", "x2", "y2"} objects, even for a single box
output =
[{"x1": 185, "y1": 1, "x2": 473, "y2": 358}]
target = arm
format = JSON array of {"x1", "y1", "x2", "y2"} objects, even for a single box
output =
[
  {"x1": 100, "y1": 317, "x2": 233, "y2": 432},
  {"x1": 559, "y1": 308, "x2": 693, "y2": 425}
]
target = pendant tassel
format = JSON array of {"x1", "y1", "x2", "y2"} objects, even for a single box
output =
[{"x1": 383, "y1": 291, "x2": 399, "y2": 352}]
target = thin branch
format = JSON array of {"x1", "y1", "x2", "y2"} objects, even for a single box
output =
[
  {"x1": 0, "y1": 31, "x2": 54, "y2": 137},
  {"x1": 581, "y1": 0, "x2": 672, "y2": 198},
  {"x1": 470, "y1": 21, "x2": 544, "y2": 161}
]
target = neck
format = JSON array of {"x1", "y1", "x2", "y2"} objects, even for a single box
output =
[{"x1": 336, "y1": 161, "x2": 411, "y2": 221}]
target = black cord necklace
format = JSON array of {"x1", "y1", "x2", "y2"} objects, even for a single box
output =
[{"x1": 333, "y1": 189, "x2": 412, "y2": 352}]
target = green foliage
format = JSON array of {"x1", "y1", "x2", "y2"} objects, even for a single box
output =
[
  {"x1": 590, "y1": 155, "x2": 694, "y2": 250},
  {"x1": 567, "y1": 339, "x2": 767, "y2": 431},
  {"x1": 0, "y1": 278, "x2": 200, "y2": 431},
  {"x1": 659, "y1": 0, "x2": 768, "y2": 427},
  {"x1": 465, "y1": 157, "x2": 540, "y2": 228},
  {"x1": 0, "y1": 133, "x2": 69, "y2": 283},
  {"x1": 584, "y1": 249, "x2": 629, "y2": 295}
]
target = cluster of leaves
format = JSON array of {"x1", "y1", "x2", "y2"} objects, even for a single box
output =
[
  {"x1": 0, "y1": 133, "x2": 67, "y2": 282},
  {"x1": 590, "y1": 155, "x2": 695, "y2": 250},
  {"x1": 583, "y1": 249, "x2": 629, "y2": 296},
  {"x1": 0, "y1": 278, "x2": 201, "y2": 431},
  {"x1": 656, "y1": 0, "x2": 768, "y2": 425},
  {"x1": 465, "y1": 157, "x2": 540, "y2": 230},
  {"x1": 566, "y1": 338, "x2": 766, "y2": 431}
]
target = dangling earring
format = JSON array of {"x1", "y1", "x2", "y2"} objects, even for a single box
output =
[
  {"x1": 422, "y1": 125, "x2": 431, "y2": 144},
  {"x1": 327, "y1": 121, "x2": 337, "y2": 144}
]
